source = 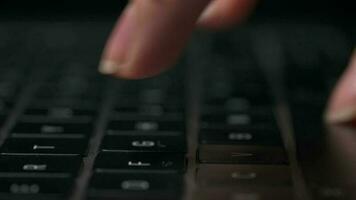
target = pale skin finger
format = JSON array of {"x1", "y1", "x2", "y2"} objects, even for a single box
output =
[
  {"x1": 99, "y1": 0, "x2": 257, "y2": 79},
  {"x1": 327, "y1": 49, "x2": 356, "y2": 124},
  {"x1": 198, "y1": 0, "x2": 257, "y2": 29}
]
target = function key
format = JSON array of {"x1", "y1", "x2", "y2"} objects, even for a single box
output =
[{"x1": 0, "y1": 138, "x2": 87, "y2": 155}]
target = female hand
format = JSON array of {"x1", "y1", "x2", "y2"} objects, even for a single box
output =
[{"x1": 99, "y1": 0, "x2": 356, "y2": 124}]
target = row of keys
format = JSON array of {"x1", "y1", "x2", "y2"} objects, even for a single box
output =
[
  {"x1": 197, "y1": 35, "x2": 293, "y2": 200},
  {"x1": 87, "y1": 70, "x2": 187, "y2": 199},
  {"x1": 0, "y1": 63, "x2": 104, "y2": 199}
]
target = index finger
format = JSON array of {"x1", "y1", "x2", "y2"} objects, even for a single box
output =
[{"x1": 99, "y1": 0, "x2": 211, "y2": 79}]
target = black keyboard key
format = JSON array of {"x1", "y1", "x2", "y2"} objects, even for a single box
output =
[
  {"x1": 200, "y1": 115, "x2": 277, "y2": 131},
  {"x1": 202, "y1": 103, "x2": 272, "y2": 115},
  {"x1": 201, "y1": 112, "x2": 275, "y2": 126},
  {"x1": 197, "y1": 164, "x2": 292, "y2": 187},
  {"x1": 95, "y1": 152, "x2": 185, "y2": 172},
  {"x1": 0, "y1": 174, "x2": 73, "y2": 195},
  {"x1": 0, "y1": 155, "x2": 81, "y2": 174},
  {"x1": 198, "y1": 145, "x2": 288, "y2": 164},
  {"x1": 88, "y1": 172, "x2": 183, "y2": 200},
  {"x1": 200, "y1": 129, "x2": 282, "y2": 146},
  {"x1": 0, "y1": 138, "x2": 87, "y2": 155},
  {"x1": 11, "y1": 122, "x2": 92, "y2": 136},
  {"x1": 196, "y1": 186, "x2": 294, "y2": 200},
  {"x1": 114, "y1": 104, "x2": 183, "y2": 117},
  {"x1": 102, "y1": 132, "x2": 186, "y2": 152},
  {"x1": 30, "y1": 97, "x2": 99, "y2": 110},
  {"x1": 22, "y1": 107, "x2": 95, "y2": 121},
  {"x1": 111, "y1": 112, "x2": 184, "y2": 121},
  {"x1": 108, "y1": 119, "x2": 185, "y2": 132}
]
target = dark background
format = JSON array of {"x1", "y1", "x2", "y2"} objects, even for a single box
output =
[{"x1": 0, "y1": 0, "x2": 355, "y2": 22}]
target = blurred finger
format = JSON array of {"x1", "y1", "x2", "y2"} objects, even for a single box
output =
[
  {"x1": 198, "y1": 0, "x2": 257, "y2": 29},
  {"x1": 99, "y1": 0, "x2": 211, "y2": 79},
  {"x1": 326, "y1": 50, "x2": 356, "y2": 123}
]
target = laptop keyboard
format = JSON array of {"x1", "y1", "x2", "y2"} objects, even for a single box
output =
[{"x1": 0, "y1": 22, "x2": 353, "y2": 200}]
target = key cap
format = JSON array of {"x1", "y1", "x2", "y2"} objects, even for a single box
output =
[
  {"x1": 114, "y1": 104, "x2": 183, "y2": 117},
  {"x1": 102, "y1": 132, "x2": 186, "y2": 152},
  {"x1": 199, "y1": 129, "x2": 282, "y2": 146},
  {"x1": 0, "y1": 174, "x2": 73, "y2": 195},
  {"x1": 200, "y1": 120, "x2": 277, "y2": 132},
  {"x1": 0, "y1": 155, "x2": 81, "y2": 174},
  {"x1": 199, "y1": 145, "x2": 288, "y2": 164},
  {"x1": 0, "y1": 138, "x2": 87, "y2": 155},
  {"x1": 95, "y1": 152, "x2": 186, "y2": 172},
  {"x1": 202, "y1": 103, "x2": 272, "y2": 115},
  {"x1": 111, "y1": 113, "x2": 184, "y2": 121},
  {"x1": 197, "y1": 164, "x2": 292, "y2": 187},
  {"x1": 201, "y1": 112, "x2": 275, "y2": 126},
  {"x1": 22, "y1": 107, "x2": 95, "y2": 122},
  {"x1": 108, "y1": 119, "x2": 185, "y2": 132},
  {"x1": 30, "y1": 97, "x2": 99, "y2": 110},
  {"x1": 11, "y1": 122, "x2": 92, "y2": 136},
  {"x1": 88, "y1": 172, "x2": 183, "y2": 200},
  {"x1": 195, "y1": 186, "x2": 294, "y2": 200}
]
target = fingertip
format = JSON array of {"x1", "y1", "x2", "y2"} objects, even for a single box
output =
[
  {"x1": 99, "y1": 0, "x2": 211, "y2": 79},
  {"x1": 327, "y1": 50, "x2": 356, "y2": 124},
  {"x1": 197, "y1": 0, "x2": 257, "y2": 30}
]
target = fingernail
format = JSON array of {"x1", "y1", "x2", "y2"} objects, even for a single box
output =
[
  {"x1": 326, "y1": 106, "x2": 356, "y2": 124},
  {"x1": 98, "y1": 60, "x2": 122, "y2": 75}
]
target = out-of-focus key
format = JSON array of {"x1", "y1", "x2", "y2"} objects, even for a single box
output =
[
  {"x1": 88, "y1": 172, "x2": 183, "y2": 200},
  {"x1": 0, "y1": 174, "x2": 73, "y2": 195},
  {"x1": 200, "y1": 129, "x2": 282, "y2": 146},
  {"x1": 0, "y1": 155, "x2": 81, "y2": 174},
  {"x1": 199, "y1": 145, "x2": 288, "y2": 164},
  {"x1": 11, "y1": 122, "x2": 92, "y2": 136},
  {"x1": 108, "y1": 119, "x2": 184, "y2": 132},
  {"x1": 22, "y1": 107, "x2": 95, "y2": 122},
  {"x1": 95, "y1": 152, "x2": 186, "y2": 172},
  {"x1": 197, "y1": 164, "x2": 292, "y2": 187},
  {"x1": 102, "y1": 132, "x2": 186, "y2": 152},
  {"x1": 0, "y1": 138, "x2": 87, "y2": 155},
  {"x1": 195, "y1": 186, "x2": 294, "y2": 200}
]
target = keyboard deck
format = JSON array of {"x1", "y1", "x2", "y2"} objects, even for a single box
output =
[{"x1": 0, "y1": 22, "x2": 354, "y2": 200}]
